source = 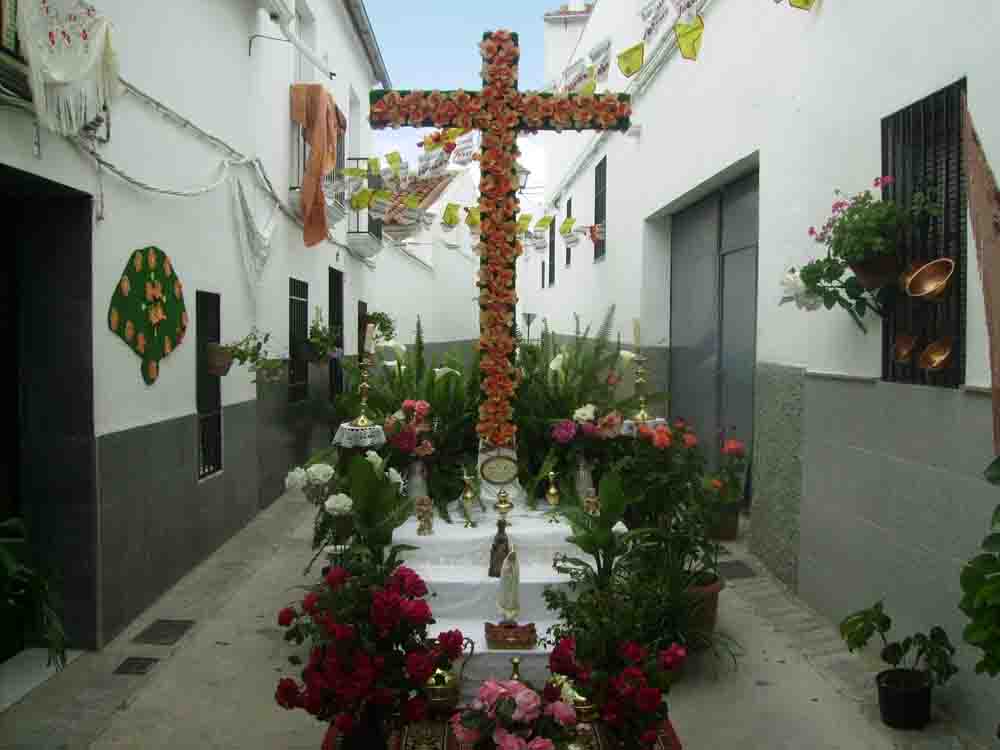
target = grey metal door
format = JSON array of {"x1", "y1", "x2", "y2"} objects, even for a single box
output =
[{"x1": 669, "y1": 173, "x2": 758, "y2": 474}]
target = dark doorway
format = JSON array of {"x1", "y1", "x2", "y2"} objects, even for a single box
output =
[
  {"x1": 329, "y1": 268, "x2": 344, "y2": 398},
  {"x1": 669, "y1": 172, "x2": 758, "y2": 503},
  {"x1": 2, "y1": 163, "x2": 97, "y2": 649}
]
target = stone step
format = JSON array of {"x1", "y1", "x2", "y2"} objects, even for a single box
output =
[{"x1": 420, "y1": 567, "x2": 571, "y2": 625}]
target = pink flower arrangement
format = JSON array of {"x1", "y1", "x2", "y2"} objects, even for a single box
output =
[
  {"x1": 551, "y1": 419, "x2": 577, "y2": 445},
  {"x1": 452, "y1": 679, "x2": 576, "y2": 749}
]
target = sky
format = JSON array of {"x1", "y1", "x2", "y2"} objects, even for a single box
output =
[{"x1": 364, "y1": 1, "x2": 553, "y2": 194}]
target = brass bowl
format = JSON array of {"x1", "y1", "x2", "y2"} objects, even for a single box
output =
[
  {"x1": 898, "y1": 261, "x2": 924, "y2": 291},
  {"x1": 906, "y1": 258, "x2": 955, "y2": 302},
  {"x1": 918, "y1": 337, "x2": 954, "y2": 372},
  {"x1": 893, "y1": 334, "x2": 918, "y2": 364}
]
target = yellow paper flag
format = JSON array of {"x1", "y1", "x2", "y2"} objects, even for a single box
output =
[
  {"x1": 386, "y1": 151, "x2": 402, "y2": 175},
  {"x1": 617, "y1": 42, "x2": 645, "y2": 78},
  {"x1": 789, "y1": 0, "x2": 815, "y2": 8},
  {"x1": 368, "y1": 157, "x2": 380, "y2": 175},
  {"x1": 465, "y1": 207, "x2": 481, "y2": 228},
  {"x1": 559, "y1": 217, "x2": 577, "y2": 236},
  {"x1": 340, "y1": 167, "x2": 367, "y2": 178},
  {"x1": 535, "y1": 216, "x2": 555, "y2": 230},
  {"x1": 517, "y1": 214, "x2": 533, "y2": 232},
  {"x1": 371, "y1": 190, "x2": 393, "y2": 203},
  {"x1": 404, "y1": 194, "x2": 422, "y2": 209},
  {"x1": 675, "y1": 15, "x2": 705, "y2": 61},
  {"x1": 442, "y1": 203, "x2": 461, "y2": 226},
  {"x1": 350, "y1": 189, "x2": 373, "y2": 211},
  {"x1": 580, "y1": 66, "x2": 598, "y2": 96}
]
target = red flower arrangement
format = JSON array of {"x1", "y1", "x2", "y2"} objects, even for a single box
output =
[
  {"x1": 548, "y1": 637, "x2": 686, "y2": 747},
  {"x1": 384, "y1": 400, "x2": 435, "y2": 458},
  {"x1": 369, "y1": 31, "x2": 631, "y2": 449},
  {"x1": 274, "y1": 557, "x2": 464, "y2": 747}
]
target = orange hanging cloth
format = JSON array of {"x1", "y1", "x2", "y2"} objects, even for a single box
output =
[{"x1": 290, "y1": 84, "x2": 346, "y2": 247}]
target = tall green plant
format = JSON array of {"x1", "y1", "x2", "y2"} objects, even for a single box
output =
[{"x1": 960, "y1": 503, "x2": 1000, "y2": 676}]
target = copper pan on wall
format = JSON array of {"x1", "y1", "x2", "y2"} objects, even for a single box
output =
[
  {"x1": 918, "y1": 337, "x2": 954, "y2": 372},
  {"x1": 906, "y1": 258, "x2": 955, "y2": 302},
  {"x1": 893, "y1": 334, "x2": 918, "y2": 364}
]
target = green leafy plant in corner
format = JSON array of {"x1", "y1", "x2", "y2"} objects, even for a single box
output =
[
  {"x1": 366, "y1": 310, "x2": 396, "y2": 342},
  {"x1": 960, "y1": 503, "x2": 1000, "y2": 675},
  {"x1": 840, "y1": 601, "x2": 958, "y2": 686},
  {"x1": 1, "y1": 518, "x2": 67, "y2": 668}
]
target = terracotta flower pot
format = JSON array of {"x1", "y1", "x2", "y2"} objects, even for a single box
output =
[
  {"x1": 849, "y1": 254, "x2": 898, "y2": 290},
  {"x1": 205, "y1": 343, "x2": 234, "y2": 376},
  {"x1": 687, "y1": 575, "x2": 724, "y2": 637}
]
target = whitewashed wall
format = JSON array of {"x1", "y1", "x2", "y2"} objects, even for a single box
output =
[
  {"x1": 527, "y1": 0, "x2": 1000, "y2": 386},
  {"x1": 0, "y1": 0, "x2": 381, "y2": 436}
]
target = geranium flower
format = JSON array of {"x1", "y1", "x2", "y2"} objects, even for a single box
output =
[
  {"x1": 722, "y1": 438, "x2": 746, "y2": 457},
  {"x1": 653, "y1": 426, "x2": 672, "y2": 449}
]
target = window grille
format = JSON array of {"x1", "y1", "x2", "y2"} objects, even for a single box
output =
[
  {"x1": 594, "y1": 158, "x2": 607, "y2": 261},
  {"x1": 196, "y1": 291, "x2": 222, "y2": 479},
  {"x1": 289, "y1": 278, "x2": 309, "y2": 403}
]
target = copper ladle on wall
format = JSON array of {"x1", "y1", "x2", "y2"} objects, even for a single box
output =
[
  {"x1": 906, "y1": 258, "x2": 956, "y2": 302},
  {"x1": 918, "y1": 337, "x2": 954, "y2": 372},
  {"x1": 893, "y1": 334, "x2": 918, "y2": 364}
]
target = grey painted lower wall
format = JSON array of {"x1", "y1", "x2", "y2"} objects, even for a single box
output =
[
  {"x1": 97, "y1": 400, "x2": 259, "y2": 644},
  {"x1": 749, "y1": 362, "x2": 805, "y2": 590},
  {"x1": 799, "y1": 376, "x2": 1000, "y2": 743}
]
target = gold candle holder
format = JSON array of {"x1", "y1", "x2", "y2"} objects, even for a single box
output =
[
  {"x1": 494, "y1": 488, "x2": 514, "y2": 524},
  {"x1": 546, "y1": 471, "x2": 561, "y2": 507},
  {"x1": 352, "y1": 353, "x2": 373, "y2": 427},
  {"x1": 633, "y1": 351, "x2": 650, "y2": 422},
  {"x1": 462, "y1": 470, "x2": 477, "y2": 528}
]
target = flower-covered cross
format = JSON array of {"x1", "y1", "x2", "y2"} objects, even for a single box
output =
[{"x1": 370, "y1": 31, "x2": 631, "y2": 447}]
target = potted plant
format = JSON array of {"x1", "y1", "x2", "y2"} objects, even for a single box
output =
[
  {"x1": 706, "y1": 438, "x2": 747, "y2": 541},
  {"x1": 1, "y1": 518, "x2": 67, "y2": 669},
  {"x1": 306, "y1": 307, "x2": 343, "y2": 363},
  {"x1": 839, "y1": 601, "x2": 957, "y2": 730},
  {"x1": 207, "y1": 328, "x2": 271, "y2": 377},
  {"x1": 365, "y1": 310, "x2": 397, "y2": 345}
]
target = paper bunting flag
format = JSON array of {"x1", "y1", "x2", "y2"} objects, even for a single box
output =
[
  {"x1": 559, "y1": 217, "x2": 577, "y2": 236},
  {"x1": 404, "y1": 194, "x2": 422, "y2": 209},
  {"x1": 442, "y1": 203, "x2": 461, "y2": 227},
  {"x1": 535, "y1": 216, "x2": 555, "y2": 231},
  {"x1": 350, "y1": 188, "x2": 373, "y2": 211},
  {"x1": 368, "y1": 157, "x2": 380, "y2": 175},
  {"x1": 788, "y1": 0, "x2": 816, "y2": 8},
  {"x1": 517, "y1": 214, "x2": 534, "y2": 233},
  {"x1": 580, "y1": 67, "x2": 598, "y2": 96},
  {"x1": 670, "y1": 0, "x2": 699, "y2": 24},
  {"x1": 675, "y1": 14, "x2": 705, "y2": 60},
  {"x1": 386, "y1": 151, "x2": 403, "y2": 175},
  {"x1": 564, "y1": 231, "x2": 582, "y2": 248},
  {"x1": 531, "y1": 230, "x2": 548, "y2": 253},
  {"x1": 589, "y1": 38, "x2": 612, "y2": 81},
  {"x1": 617, "y1": 43, "x2": 645, "y2": 78},
  {"x1": 465, "y1": 207, "x2": 481, "y2": 228}
]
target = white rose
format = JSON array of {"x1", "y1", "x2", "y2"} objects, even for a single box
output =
[
  {"x1": 387, "y1": 467, "x2": 403, "y2": 485},
  {"x1": 365, "y1": 450, "x2": 383, "y2": 472},
  {"x1": 549, "y1": 353, "x2": 565, "y2": 372},
  {"x1": 324, "y1": 493, "x2": 353, "y2": 515},
  {"x1": 306, "y1": 463, "x2": 335, "y2": 485},
  {"x1": 619, "y1": 350, "x2": 637, "y2": 364},
  {"x1": 285, "y1": 467, "x2": 308, "y2": 491},
  {"x1": 573, "y1": 403, "x2": 597, "y2": 423},
  {"x1": 434, "y1": 367, "x2": 460, "y2": 381}
]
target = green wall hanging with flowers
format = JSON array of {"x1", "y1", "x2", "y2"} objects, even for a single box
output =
[{"x1": 107, "y1": 246, "x2": 188, "y2": 385}]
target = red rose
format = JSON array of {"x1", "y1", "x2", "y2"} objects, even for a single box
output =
[
  {"x1": 371, "y1": 588, "x2": 403, "y2": 634},
  {"x1": 640, "y1": 729, "x2": 659, "y2": 745},
  {"x1": 277, "y1": 607, "x2": 296, "y2": 627},
  {"x1": 329, "y1": 623, "x2": 355, "y2": 642},
  {"x1": 400, "y1": 598, "x2": 433, "y2": 625},
  {"x1": 437, "y1": 629, "x2": 465, "y2": 660},
  {"x1": 635, "y1": 686, "x2": 662, "y2": 713},
  {"x1": 403, "y1": 696, "x2": 428, "y2": 723},
  {"x1": 392, "y1": 426, "x2": 418, "y2": 454},
  {"x1": 302, "y1": 688, "x2": 324, "y2": 715},
  {"x1": 620, "y1": 641, "x2": 648, "y2": 664},
  {"x1": 275, "y1": 677, "x2": 301, "y2": 709},
  {"x1": 406, "y1": 650, "x2": 436, "y2": 683},
  {"x1": 335, "y1": 713, "x2": 355, "y2": 734},
  {"x1": 549, "y1": 637, "x2": 577, "y2": 676},
  {"x1": 602, "y1": 699, "x2": 624, "y2": 727},
  {"x1": 372, "y1": 687, "x2": 396, "y2": 705},
  {"x1": 543, "y1": 682, "x2": 563, "y2": 703},
  {"x1": 302, "y1": 592, "x2": 320, "y2": 615},
  {"x1": 391, "y1": 566, "x2": 429, "y2": 597},
  {"x1": 322, "y1": 724, "x2": 339, "y2": 750},
  {"x1": 722, "y1": 438, "x2": 745, "y2": 457},
  {"x1": 325, "y1": 566, "x2": 351, "y2": 590}
]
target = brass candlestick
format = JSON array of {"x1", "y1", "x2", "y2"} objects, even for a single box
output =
[
  {"x1": 462, "y1": 470, "x2": 477, "y2": 528},
  {"x1": 494, "y1": 488, "x2": 514, "y2": 524},
  {"x1": 352, "y1": 353, "x2": 373, "y2": 427},
  {"x1": 632, "y1": 351, "x2": 650, "y2": 422},
  {"x1": 510, "y1": 657, "x2": 522, "y2": 681},
  {"x1": 546, "y1": 471, "x2": 561, "y2": 507}
]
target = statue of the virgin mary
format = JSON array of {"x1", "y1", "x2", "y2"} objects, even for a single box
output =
[{"x1": 497, "y1": 546, "x2": 520, "y2": 624}]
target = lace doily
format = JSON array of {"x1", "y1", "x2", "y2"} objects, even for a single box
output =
[
  {"x1": 332, "y1": 422, "x2": 386, "y2": 449},
  {"x1": 621, "y1": 417, "x2": 668, "y2": 437}
]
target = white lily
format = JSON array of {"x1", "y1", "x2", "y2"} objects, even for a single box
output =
[
  {"x1": 549, "y1": 353, "x2": 565, "y2": 373},
  {"x1": 434, "y1": 366, "x2": 461, "y2": 381}
]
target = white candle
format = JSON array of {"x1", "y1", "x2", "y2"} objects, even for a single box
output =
[
  {"x1": 633, "y1": 318, "x2": 641, "y2": 350},
  {"x1": 363, "y1": 323, "x2": 376, "y2": 354}
]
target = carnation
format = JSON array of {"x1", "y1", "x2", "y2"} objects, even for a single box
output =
[
  {"x1": 324, "y1": 493, "x2": 353, "y2": 515},
  {"x1": 306, "y1": 463, "x2": 335, "y2": 485},
  {"x1": 285, "y1": 467, "x2": 308, "y2": 491}
]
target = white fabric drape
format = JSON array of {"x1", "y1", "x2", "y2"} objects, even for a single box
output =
[
  {"x1": 232, "y1": 176, "x2": 278, "y2": 308},
  {"x1": 18, "y1": 0, "x2": 120, "y2": 135}
]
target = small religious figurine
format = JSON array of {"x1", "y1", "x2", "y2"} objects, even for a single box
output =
[
  {"x1": 415, "y1": 495, "x2": 434, "y2": 536},
  {"x1": 489, "y1": 489, "x2": 512, "y2": 577},
  {"x1": 497, "y1": 546, "x2": 520, "y2": 624},
  {"x1": 584, "y1": 492, "x2": 601, "y2": 517}
]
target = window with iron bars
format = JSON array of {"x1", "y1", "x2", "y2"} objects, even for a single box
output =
[
  {"x1": 880, "y1": 79, "x2": 967, "y2": 388},
  {"x1": 289, "y1": 278, "x2": 309, "y2": 403},
  {"x1": 196, "y1": 291, "x2": 222, "y2": 479},
  {"x1": 292, "y1": 120, "x2": 346, "y2": 210},
  {"x1": 594, "y1": 158, "x2": 607, "y2": 261},
  {"x1": 346, "y1": 157, "x2": 383, "y2": 240}
]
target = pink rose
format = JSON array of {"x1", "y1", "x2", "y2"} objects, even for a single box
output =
[
  {"x1": 493, "y1": 728, "x2": 528, "y2": 750},
  {"x1": 551, "y1": 420, "x2": 577, "y2": 445},
  {"x1": 450, "y1": 713, "x2": 481, "y2": 744},
  {"x1": 528, "y1": 739, "x2": 555, "y2": 750},
  {"x1": 478, "y1": 679, "x2": 505, "y2": 707},
  {"x1": 512, "y1": 688, "x2": 542, "y2": 722},
  {"x1": 403, "y1": 399, "x2": 417, "y2": 412},
  {"x1": 414, "y1": 400, "x2": 431, "y2": 418},
  {"x1": 544, "y1": 700, "x2": 577, "y2": 727}
]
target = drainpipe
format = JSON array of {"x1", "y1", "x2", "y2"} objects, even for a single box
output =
[{"x1": 260, "y1": 0, "x2": 335, "y2": 80}]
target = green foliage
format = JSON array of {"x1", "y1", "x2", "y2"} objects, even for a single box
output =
[
  {"x1": 840, "y1": 601, "x2": 958, "y2": 686},
  {"x1": 306, "y1": 308, "x2": 342, "y2": 360},
  {"x1": 344, "y1": 455, "x2": 413, "y2": 557},
  {"x1": 366, "y1": 310, "x2": 396, "y2": 341},
  {"x1": 794, "y1": 257, "x2": 887, "y2": 333},
  {"x1": 1, "y1": 518, "x2": 66, "y2": 669},
  {"x1": 826, "y1": 190, "x2": 901, "y2": 264},
  {"x1": 960, "y1": 503, "x2": 1000, "y2": 676}
]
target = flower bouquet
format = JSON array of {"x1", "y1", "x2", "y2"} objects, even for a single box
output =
[
  {"x1": 275, "y1": 552, "x2": 466, "y2": 750},
  {"x1": 450, "y1": 678, "x2": 578, "y2": 750},
  {"x1": 548, "y1": 637, "x2": 686, "y2": 748},
  {"x1": 286, "y1": 461, "x2": 338, "y2": 507}
]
